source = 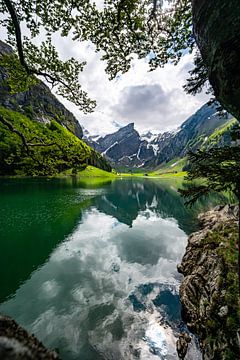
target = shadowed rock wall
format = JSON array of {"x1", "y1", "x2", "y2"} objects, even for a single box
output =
[{"x1": 192, "y1": 0, "x2": 240, "y2": 121}]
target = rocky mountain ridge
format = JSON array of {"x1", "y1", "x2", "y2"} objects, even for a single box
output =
[
  {"x1": 0, "y1": 40, "x2": 83, "y2": 139},
  {"x1": 84, "y1": 102, "x2": 233, "y2": 170}
]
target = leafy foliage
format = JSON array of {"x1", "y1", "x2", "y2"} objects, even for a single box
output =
[
  {"x1": 0, "y1": 0, "x2": 194, "y2": 106},
  {"x1": 183, "y1": 51, "x2": 210, "y2": 95},
  {"x1": 0, "y1": 107, "x2": 111, "y2": 175},
  {"x1": 179, "y1": 147, "x2": 240, "y2": 206}
]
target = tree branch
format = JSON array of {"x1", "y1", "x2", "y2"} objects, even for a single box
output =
[
  {"x1": 2, "y1": 0, "x2": 80, "y2": 99},
  {"x1": 3, "y1": 0, "x2": 29, "y2": 73},
  {"x1": 0, "y1": 114, "x2": 56, "y2": 153}
]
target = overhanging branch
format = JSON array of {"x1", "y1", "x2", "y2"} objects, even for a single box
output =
[{"x1": 0, "y1": 114, "x2": 56, "y2": 154}]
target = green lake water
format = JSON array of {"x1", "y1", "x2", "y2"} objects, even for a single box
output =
[{"x1": 0, "y1": 177, "x2": 220, "y2": 359}]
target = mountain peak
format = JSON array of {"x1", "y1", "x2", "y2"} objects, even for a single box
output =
[
  {"x1": 84, "y1": 102, "x2": 232, "y2": 169},
  {"x1": 122, "y1": 123, "x2": 134, "y2": 130}
]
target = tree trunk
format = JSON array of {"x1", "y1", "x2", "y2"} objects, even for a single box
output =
[{"x1": 192, "y1": 0, "x2": 240, "y2": 121}]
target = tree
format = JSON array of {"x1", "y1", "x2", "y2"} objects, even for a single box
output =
[
  {"x1": 0, "y1": 0, "x2": 239, "y2": 122},
  {"x1": 179, "y1": 142, "x2": 240, "y2": 292},
  {"x1": 0, "y1": 0, "x2": 193, "y2": 103}
]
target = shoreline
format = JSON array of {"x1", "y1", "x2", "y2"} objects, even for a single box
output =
[{"x1": 177, "y1": 205, "x2": 240, "y2": 359}]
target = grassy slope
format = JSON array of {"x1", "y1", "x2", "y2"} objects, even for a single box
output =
[
  {"x1": 149, "y1": 157, "x2": 187, "y2": 177},
  {"x1": 61, "y1": 165, "x2": 116, "y2": 178},
  {"x1": 203, "y1": 118, "x2": 237, "y2": 147},
  {"x1": 61, "y1": 165, "x2": 186, "y2": 179},
  {"x1": 0, "y1": 107, "x2": 110, "y2": 176}
]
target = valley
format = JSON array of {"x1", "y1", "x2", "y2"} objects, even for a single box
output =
[{"x1": 84, "y1": 103, "x2": 235, "y2": 172}]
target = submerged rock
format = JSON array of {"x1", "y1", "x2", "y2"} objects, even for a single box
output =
[
  {"x1": 0, "y1": 315, "x2": 59, "y2": 359},
  {"x1": 178, "y1": 205, "x2": 240, "y2": 359}
]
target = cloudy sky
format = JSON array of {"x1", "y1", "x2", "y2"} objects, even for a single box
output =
[
  {"x1": 51, "y1": 34, "x2": 210, "y2": 136},
  {"x1": 0, "y1": 28, "x2": 209, "y2": 136}
]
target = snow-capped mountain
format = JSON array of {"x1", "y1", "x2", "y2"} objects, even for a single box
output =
[{"x1": 83, "y1": 103, "x2": 233, "y2": 169}]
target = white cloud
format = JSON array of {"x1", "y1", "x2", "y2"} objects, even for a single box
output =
[
  {"x1": 0, "y1": 28, "x2": 210, "y2": 135},
  {"x1": 50, "y1": 35, "x2": 209, "y2": 135}
]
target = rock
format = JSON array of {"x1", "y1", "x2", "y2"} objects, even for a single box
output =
[
  {"x1": 178, "y1": 205, "x2": 239, "y2": 359},
  {"x1": 84, "y1": 102, "x2": 232, "y2": 169},
  {"x1": 192, "y1": 0, "x2": 240, "y2": 121},
  {"x1": 111, "y1": 263, "x2": 120, "y2": 272},
  {"x1": 0, "y1": 314, "x2": 59, "y2": 359},
  {"x1": 218, "y1": 306, "x2": 228, "y2": 318},
  {"x1": 176, "y1": 332, "x2": 191, "y2": 360}
]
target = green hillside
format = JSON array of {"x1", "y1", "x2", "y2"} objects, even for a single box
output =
[
  {"x1": 0, "y1": 107, "x2": 111, "y2": 176},
  {"x1": 202, "y1": 118, "x2": 238, "y2": 148}
]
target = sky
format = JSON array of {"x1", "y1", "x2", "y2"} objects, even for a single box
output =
[
  {"x1": 0, "y1": 24, "x2": 210, "y2": 136},
  {"x1": 49, "y1": 34, "x2": 210, "y2": 136}
]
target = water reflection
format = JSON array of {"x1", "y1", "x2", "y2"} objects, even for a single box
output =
[
  {"x1": 0, "y1": 209, "x2": 189, "y2": 359},
  {"x1": 0, "y1": 177, "x2": 215, "y2": 359},
  {"x1": 93, "y1": 178, "x2": 220, "y2": 233}
]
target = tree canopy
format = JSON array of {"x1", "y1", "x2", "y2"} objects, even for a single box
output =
[
  {"x1": 0, "y1": 0, "x2": 199, "y2": 111},
  {"x1": 179, "y1": 146, "x2": 240, "y2": 206}
]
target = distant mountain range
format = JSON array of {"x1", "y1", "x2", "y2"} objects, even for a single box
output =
[
  {"x1": 83, "y1": 103, "x2": 235, "y2": 170},
  {"x1": 0, "y1": 40, "x2": 236, "y2": 173}
]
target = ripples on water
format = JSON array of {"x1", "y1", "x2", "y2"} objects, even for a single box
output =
[{"x1": 0, "y1": 178, "x2": 213, "y2": 359}]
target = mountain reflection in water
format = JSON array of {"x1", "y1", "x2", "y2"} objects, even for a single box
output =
[{"x1": 0, "y1": 177, "x2": 220, "y2": 359}]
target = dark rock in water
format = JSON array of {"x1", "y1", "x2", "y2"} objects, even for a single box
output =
[
  {"x1": 111, "y1": 263, "x2": 120, "y2": 272},
  {"x1": 0, "y1": 314, "x2": 59, "y2": 359},
  {"x1": 129, "y1": 345, "x2": 141, "y2": 358}
]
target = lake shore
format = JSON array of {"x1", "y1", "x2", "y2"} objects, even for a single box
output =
[{"x1": 178, "y1": 205, "x2": 240, "y2": 359}]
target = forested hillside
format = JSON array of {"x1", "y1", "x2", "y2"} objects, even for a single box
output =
[
  {"x1": 0, "y1": 41, "x2": 83, "y2": 139},
  {"x1": 0, "y1": 41, "x2": 111, "y2": 176},
  {"x1": 0, "y1": 107, "x2": 111, "y2": 176}
]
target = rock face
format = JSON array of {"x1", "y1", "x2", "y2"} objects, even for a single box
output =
[
  {"x1": 85, "y1": 102, "x2": 233, "y2": 169},
  {"x1": 0, "y1": 40, "x2": 83, "y2": 139},
  {"x1": 0, "y1": 315, "x2": 59, "y2": 359},
  {"x1": 145, "y1": 102, "x2": 231, "y2": 168},
  {"x1": 178, "y1": 205, "x2": 240, "y2": 359},
  {"x1": 85, "y1": 123, "x2": 145, "y2": 166},
  {"x1": 192, "y1": 0, "x2": 240, "y2": 121}
]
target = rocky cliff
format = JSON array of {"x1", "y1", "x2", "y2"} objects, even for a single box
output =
[
  {"x1": 0, "y1": 40, "x2": 83, "y2": 139},
  {"x1": 192, "y1": 0, "x2": 240, "y2": 121},
  {"x1": 178, "y1": 205, "x2": 240, "y2": 359}
]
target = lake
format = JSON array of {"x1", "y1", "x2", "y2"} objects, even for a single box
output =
[{"x1": 0, "y1": 177, "x2": 219, "y2": 359}]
